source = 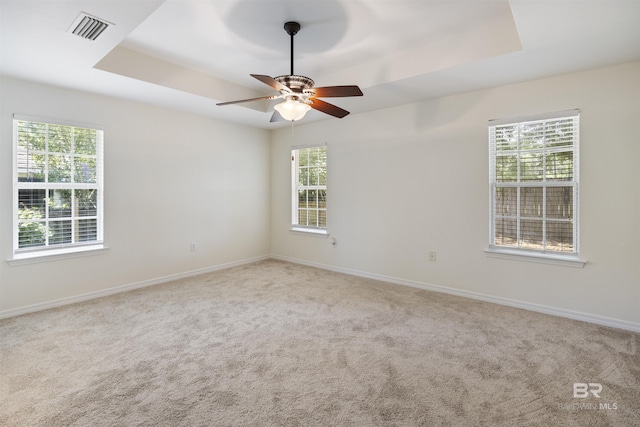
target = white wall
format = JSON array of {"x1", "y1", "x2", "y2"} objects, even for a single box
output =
[
  {"x1": 270, "y1": 62, "x2": 640, "y2": 329},
  {"x1": 2, "y1": 63, "x2": 638, "y2": 330},
  {"x1": 0, "y1": 77, "x2": 271, "y2": 314}
]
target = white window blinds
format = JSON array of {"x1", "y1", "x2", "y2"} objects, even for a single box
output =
[
  {"x1": 489, "y1": 110, "x2": 579, "y2": 255},
  {"x1": 291, "y1": 145, "x2": 327, "y2": 230},
  {"x1": 14, "y1": 116, "x2": 104, "y2": 255}
]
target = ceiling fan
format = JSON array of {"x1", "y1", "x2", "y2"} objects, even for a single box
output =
[{"x1": 217, "y1": 21, "x2": 363, "y2": 122}]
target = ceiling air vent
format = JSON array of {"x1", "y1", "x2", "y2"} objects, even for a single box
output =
[{"x1": 68, "y1": 12, "x2": 112, "y2": 41}]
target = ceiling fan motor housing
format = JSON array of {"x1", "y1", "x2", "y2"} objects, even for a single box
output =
[{"x1": 275, "y1": 75, "x2": 314, "y2": 92}]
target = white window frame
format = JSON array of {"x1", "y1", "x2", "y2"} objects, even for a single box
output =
[
  {"x1": 291, "y1": 144, "x2": 328, "y2": 235},
  {"x1": 487, "y1": 109, "x2": 584, "y2": 267},
  {"x1": 10, "y1": 114, "x2": 105, "y2": 263}
]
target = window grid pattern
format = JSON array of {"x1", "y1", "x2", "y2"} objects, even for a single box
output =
[
  {"x1": 291, "y1": 146, "x2": 327, "y2": 229},
  {"x1": 489, "y1": 113, "x2": 579, "y2": 254},
  {"x1": 15, "y1": 119, "x2": 103, "y2": 252}
]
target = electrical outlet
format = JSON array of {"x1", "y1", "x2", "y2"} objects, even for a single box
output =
[
  {"x1": 428, "y1": 251, "x2": 437, "y2": 262},
  {"x1": 190, "y1": 242, "x2": 196, "y2": 251}
]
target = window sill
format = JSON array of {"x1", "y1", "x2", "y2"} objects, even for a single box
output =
[
  {"x1": 484, "y1": 247, "x2": 586, "y2": 268},
  {"x1": 290, "y1": 227, "x2": 328, "y2": 237},
  {"x1": 7, "y1": 244, "x2": 108, "y2": 266}
]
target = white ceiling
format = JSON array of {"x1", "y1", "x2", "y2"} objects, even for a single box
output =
[{"x1": 1, "y1": 0, "x2": 639, "y2": 129}]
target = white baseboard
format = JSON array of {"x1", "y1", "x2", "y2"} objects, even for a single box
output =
[
  {"x1": 3, "y1": 253, "x2": 638, "y2": 333},
  {"x1": 271, "y1": 255, "x2": 640, "y2": 334},
  {"x1": 0, "y1": 255, "x2": 270, "y2": 320}
]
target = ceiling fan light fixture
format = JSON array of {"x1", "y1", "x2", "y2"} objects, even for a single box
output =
[
  {"x1": 217, "y1": 21, "x2": 362, "y2": 122},
  {"x1": 274, "y1": 98, "x2": 311, "y2": 121}
]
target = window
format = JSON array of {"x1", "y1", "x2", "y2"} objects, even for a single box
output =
[
  {"x1": 291, "y1": 145, "x2": 327, "y2": 233},
  {"x1": 489, "y1": 110, "x2": 579, "y2": 257},
  {"x1": 13, "y1": 115, "x2": 104, "y2": 259}
]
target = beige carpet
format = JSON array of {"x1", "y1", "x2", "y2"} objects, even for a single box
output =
[{"x1": 1, "y1": 259, "x2": 638, "y2": 426}]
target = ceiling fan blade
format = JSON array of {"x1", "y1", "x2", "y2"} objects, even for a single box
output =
[
  {"x1": 309, "y1": 85, "x2": 363, "y2": 98},
  {"x1": 217, "y1": 95, "x2": 278, "y2": 106},
  {"x1": 270, "y1": 110, "x2": 286, "y2": 122},
  {"x1": 251, "y1": 74, "x2": 291, "y2": 93},
  {"x1": 309, "y1": 98, "x2": 350, "y2": 118}
]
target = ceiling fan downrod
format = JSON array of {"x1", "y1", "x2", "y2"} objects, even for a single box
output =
[{"x1": 283, "y1": 21, "x2": 300, "y2": 76}]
